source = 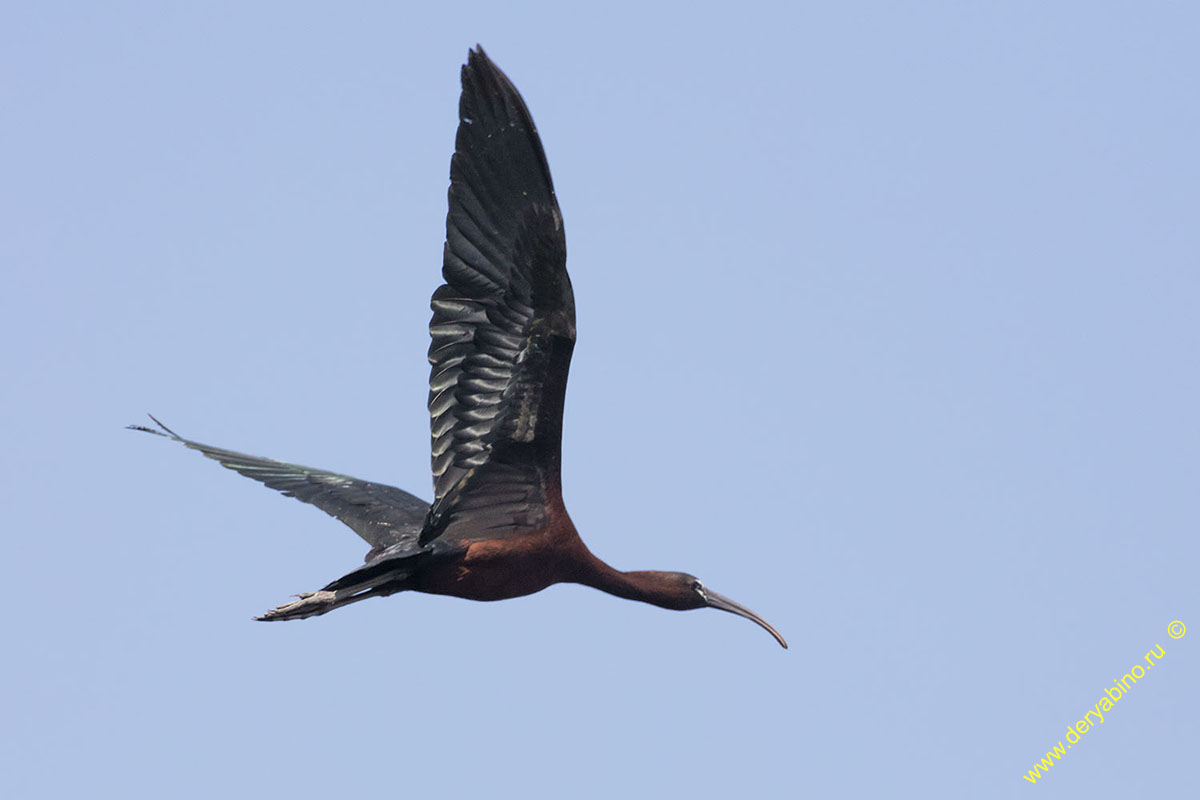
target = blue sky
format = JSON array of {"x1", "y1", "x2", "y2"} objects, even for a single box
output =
[{"x1": 2, "y1": 2, "x2": 1196, "y2": 797}]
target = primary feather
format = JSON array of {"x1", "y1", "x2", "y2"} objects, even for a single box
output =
[{"x1": 128, "y1": 416, "x2": 427, "y2": 563}]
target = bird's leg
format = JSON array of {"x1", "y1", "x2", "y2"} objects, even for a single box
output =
[
  {"x1": 256, "y1": 550, "x2": 423, "y2": 621},
  {"x1": 255, "y1": 578, "x2": 405, "y2": 622},
  {"x1": 255, "y1": 590, "x2": 341, "y2": 621}
]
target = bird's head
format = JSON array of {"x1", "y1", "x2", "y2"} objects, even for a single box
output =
[{"x1": 637, "y1": 571, "x2": 788, "y2": 649}]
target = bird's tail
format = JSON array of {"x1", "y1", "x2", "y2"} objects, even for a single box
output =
[{"x1": 256, "y1": 554, "x2": 422, "y2": 622}]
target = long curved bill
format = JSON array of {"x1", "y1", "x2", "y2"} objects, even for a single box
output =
[{"x1": 704, "y1": 590, "x2": 788, "y2": 649}]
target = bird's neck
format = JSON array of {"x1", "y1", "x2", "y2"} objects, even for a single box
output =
[{"x1": 571, "y1": 549, "x2": 692, "y2": 610}]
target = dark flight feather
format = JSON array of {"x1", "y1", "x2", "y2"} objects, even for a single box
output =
[
  {"x1": 129, "y1": 416, "x2": 427, "y2": 562},
  {"x1": 425, "y1": 46, "x2": 576, "y2": 541}
]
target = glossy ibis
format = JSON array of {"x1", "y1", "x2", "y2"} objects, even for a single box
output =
[{"x1": 131, "y1": 46, "x2": 786, "y2": 649}]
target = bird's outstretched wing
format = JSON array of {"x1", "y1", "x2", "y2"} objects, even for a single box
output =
[
  {"x1": 129, "y1": 416, "x2": 428, "y2": 562},
  {"x1": 425, "y1": 47, "x2": 576, "y2": 542}
]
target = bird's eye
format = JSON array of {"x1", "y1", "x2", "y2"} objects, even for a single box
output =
[{"x1": 692, "y1": 581, "x2": 707, "y2": 599}]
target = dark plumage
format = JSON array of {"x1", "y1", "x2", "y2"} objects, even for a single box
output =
[{"x1": 131, "y1": 47, "x2": 786, "y2": 648}]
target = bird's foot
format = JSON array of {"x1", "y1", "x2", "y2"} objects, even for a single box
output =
[{"x1": 255, "y1": 590, "x2": 337, "y2": 622}]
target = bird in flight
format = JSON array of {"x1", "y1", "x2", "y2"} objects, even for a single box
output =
[{"x1": 132, "y1": 46, "x2": 786, "y2": 649}]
